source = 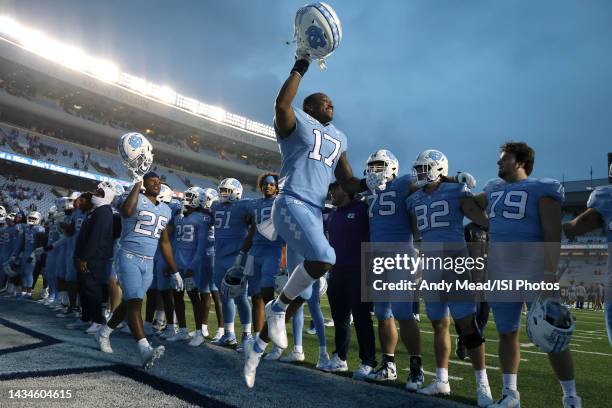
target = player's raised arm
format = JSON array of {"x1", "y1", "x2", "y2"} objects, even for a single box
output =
[
  {"x1": 335, "y1": 152, "x2": 367, "y2": 196},
  {"x1": 563, "y1": 209, "x2": 603, "y2": 239},
  {"x1": 120, "y1": 181, "x2": 142, "y2": 218},
  {"x1": 274, "y1": 59, "x2": 309, "y2": 139}
]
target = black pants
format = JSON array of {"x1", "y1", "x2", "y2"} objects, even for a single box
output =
[
  {"x1": 327, "y1": 268, "x2": 377, "y2": 367},
  {"x1": 77, "y1": 259, "x2": 110, "y2": 324}
]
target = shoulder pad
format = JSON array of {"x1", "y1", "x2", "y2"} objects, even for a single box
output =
[
  {"x1": 587, "y1": 185, "x2": 612, "y2": 212},
  {"x1": 483, "y1": 178, "x2": 504, "y2": 192}
]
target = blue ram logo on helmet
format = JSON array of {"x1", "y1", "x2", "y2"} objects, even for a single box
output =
[
  {"x1": 128, "y1": 134, "x2": 143, "y2": 149},
  {"x1": 306, "y1": 25, "x2": 327, "y2": 49}
]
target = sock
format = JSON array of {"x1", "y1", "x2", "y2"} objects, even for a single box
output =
[
  {"x1": 282, "y1": 263, "x2": 316, "y2": 300},
  {"x1": 201, "y1": 324, "x2": 208, "y2": 332},
  {"x1": 254, "y1": 334, "x2": 268, "y2": 353},
  {"x1": 224, "y1": 322, "x2": 234, "y2": 333},
  {"x1": 503, "y1": 373, "x2": 518, "y2": 391},
  {"x1": 383, "y1": 354, "x2": 395, "y2": 364},
  {"x1": 295, "y1": 345, "x2": 303, "y2": 353},
  {"x1": 560, "y1": 380, "x2": 577, "y2": 397},
  {"x1": 137, "y1": 338, "x2": 151, "y2": 353},
  {"x1": 436, "y1": 368, "x2": 449, "y2": 383},
  {"x1": 475, "y1": 369, "x2": 489, "y2": 385},
  {"x1": 100, "y1": 324, "x2": 113, "y2": 338},
  {"x1": 242, "y1": 323, "x2": 252, "y2": 334},
  {"x1": 216, "y1": 327, "x2": 225, "y2": 335},
  {"x1": 157, "y1": 310, "x2": 165, "y2": 321},
  {"x1": 272, "y1": 298, "x2": 289, "y2": 312}
]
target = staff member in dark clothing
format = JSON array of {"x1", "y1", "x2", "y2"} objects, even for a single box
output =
[
  {"x1": 74, "y1": 184, "x2": 116, "y2": 335},
  {"x1": 324, "y1": 182, "x2": 376, "y2": 379}
]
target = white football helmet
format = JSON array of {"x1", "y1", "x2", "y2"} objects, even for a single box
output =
[
  {"x1": 294, "y1": 2, "x2": 342, "y2": 68},
  {"x1": 27, "y1": 211, "x2": 42, "y2": 225},
  {"x1": 69, "y1": 191, "x2": 81, "y2": 201},
  {"x1": 118, "y1": 132, "x2": 154, "y2": 175},
  {"x1": 157, "y1": 184, "x2": 173, "y2": 204},
  {"x1": 93, "y1": 181, "x2": 122, "y2": 207},
  {"x1": 0, "y1": 205, "x2": 6, "y2": 218},
  {"x1": 221, "y1": 267, "x2": 247, "y2": 298},
  {"x1": 412, "y1": 149, "x2": 449, "y2": 187},
  {"x1": 202, "y1": 188, "x2": 219, "y2": 209},
  {"x1": 218, "y1": 178, "x2": 243, "y2": 203},
  {"x1": 365, "y1": 149, "x2": 399, "y2": 191},
  {"x1": 56, "y1": 197, "x2": 73, "y2": 212},
  {"x1": 526, "y1": 298, "x2": 575, "y2": 353},
  {"x1": 182, "y1": 187, "x2": 206, "y2": 209},
  {"x1": 608, "y1": 162, "x2": 612, "y2": 182},
  {"x1": 48, "y1": 205, "x2": 57, "y2": 219}
]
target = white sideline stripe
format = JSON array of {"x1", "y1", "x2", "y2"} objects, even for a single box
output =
[
  {"x1": 403, "y1": 368, "x2": 464, "y2": 381},
  {"x1": 449, "y1": 360, "x2": 499, "y2": 371},
  {"x1": 485, "y1": 353, "x2": 528, "y2": 362}
]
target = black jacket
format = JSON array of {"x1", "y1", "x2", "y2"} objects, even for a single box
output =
[{"x1": 74, "y1": 205, "x2": 114, "y2": 261}]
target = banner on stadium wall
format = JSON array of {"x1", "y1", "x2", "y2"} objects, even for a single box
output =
[{"x1": 0, "y1": 149, "x2": 131, "y2": 187}]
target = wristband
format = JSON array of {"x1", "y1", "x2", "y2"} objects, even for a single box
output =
[{"x1": 291, "y1": 59, "x2": 310, "y2": 77}]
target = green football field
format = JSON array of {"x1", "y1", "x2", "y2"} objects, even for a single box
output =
[{"x1": 34, "y1": 279, "x2": 612, "y2": 407}]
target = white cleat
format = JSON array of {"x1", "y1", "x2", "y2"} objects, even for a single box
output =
[
  {"x1": 243, "y1": 338, "x2": 263, "y2": 388},
  {"x1": 563, "y1": 395, "x2": 582, "y2": 408},
  {"x1": 489, "y1": 389, "x2": 521, "y2": 408},
  {"x1": 209, "y1": 329, "x2": 224, "y2": 343},
  {"x1": 352, "y1": 364, "x2": 373, "y2": 380},
  {"x1": 316, "y1": 351, "x2": 331, "y2": 370},
  {"x1": 322, "y1": 353, "x2": 348, "y2": 372},
  {"x1": 265, "y1": 301, "x2": 287, "y2": 349},
  {"x1": 166, "y1": 328, "x2": 192, "y2": 342},
  {"x1": 141, "y1": 345, "x2": 165, "y2": 369},
  {"x1": 188, "y1": 331, "x2": 205, "y2": 347},
  {"x1": 85, "y1": 322, "x2": 102, "y2": 335},
  {"x1": 418, "y1": 379, "x2": 451, "y2": 396},
  {"x1": 406, "y1": 367, "x2": 425, "y2": 391},
  {"x1": 280, "y1": 349, "x2": 305, "y2": 363},
  {"x1": 236, "y1": 334, "x2": 254, "y2": 353},
  {"x1": 95, "y1": 331, "x2": 113, "y2": 354},
  {"x1": 264, "y1": 346, "x2": 284, "y2": 361},
  {"x1": 476, "y1": 383, "x2": 494, "y2": 407},
  {"x1": 159, "y1": 325, "x2": 177, "y2": 339},
  {"x1": 366, "y1": 362, "x2": 397, "y2": 382}
]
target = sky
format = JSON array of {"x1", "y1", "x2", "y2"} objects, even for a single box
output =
[{"x1": 1, "y1": 0, "x2": 611, "y2": 188}]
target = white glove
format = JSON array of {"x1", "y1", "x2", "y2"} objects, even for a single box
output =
[
  {"x1": 457, "y1": 172, "x2": 476, "y2": 189},
  {"x1": 170, "y1": 272, "x2": 184, "y2": 292},
  {"x1": 184, "y1": 276, "x2": 195, "y2": 292},
  {"x1": 366, "y1": 171, "x2": 387, "y2": 191},
  {"x1": 296, "y1": 47, "x2": 312, "y2": 63}
]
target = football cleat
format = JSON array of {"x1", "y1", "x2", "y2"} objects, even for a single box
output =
[
  {"x1": 322, "y1": 353, "x2": 348, "y2": 372},
  {"x1": 280, "y1": 349, "x2": 305, "y2": 363},
  {"x1": 265, "y1": 301, "x2": 288, "y2": 349},
  {"x1": 316, "y1": 351, "x2": 331, "y2": 370},
  {"x1": 489, "y1": 389, "x2": 521, "y2": 408},
  {"x1": 476, "y1": 383, "x2": 494, "y2": 407},
  {"x1": 141, "y1": 345, "x2": 165, "y2": 370},
  {"x1": 152, "y1": 318, "x2": 166, "y2": 334},
  {"x1": 264, "y1": 346, "x2": 284, "y2": 361},
  {"x1": 209, "y1": 329, "x2": 224, "y2": 343},
  {"x1": 212, "y1": 332, "x2": 237, "y2": 347},
  {"x1": 95, "y1": 331, "x2": 113, "y2": 354},
  {"x1": 562, "y1": 395, "x2": 582, "y2": 408},
  {"x1": 324, "y1": 319, "x2": 334, "y2": 327},
  {"x1": 236, "y1": 334, "x2": 254, "y2": 353},
  {"x1": 85, "y1": 322, "x2": 102, "y2": 335},
  {"x1": 243, "y1": 338, "x2": 263, "y2": 388},
  {"x1": 366, "y1": 362, "x2": 397, "y2": 382},
  {"x1": 352, "y1": 364, "x2": 373, "y2": 380},
  {"x1": 418, "y1": 379, "x2": 451, "y2": 396},
  {"x1": 166, "y1": 328, "x2": 192, "y2": 342},
  {"x1": 188, "y1": 331, "x2": 205, "y2": 347},
  {"x1": 159, "y1": 325, "x2": 177, "y2": 339},
  {"x1": 38, "y1": 288, "x2": 49, "y2": 300},
  {"x1": 406, "y1": 366, "x2": 425, "y2": 391}
]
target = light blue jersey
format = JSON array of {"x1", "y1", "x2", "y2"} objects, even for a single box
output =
[
  {"x1": 406, "y1": 183, "x2": 472, "y2": 242},
  {"x1": 66, "y1": 209, "x2": 87, "y2": 254},
  {"x1": 484, "y1": 177, "x2": 564, "y2": 242},
  {"x1": 23, "y1": 225, "x2": 45, "y2": 257},
  {"x1": 119, "y1": 193, "x2": 172, "y2": 258},
  {"x1": 366, "y1": 174, "x2": 416, "y2": 243},
  {"x1": 249, "y1": 197, "x2": 284, "y2": 249},
  {"x1": 212, "y1": 200, "x2": 251, "y2": 257},
  {"x1": 173, "y1": 211, "x2": 209, "y2": 272},
  {"x1": 587, "y1": 185, "x2": 612, "y2": 244},
  {"x1": 276, "y1": 107, "x2": 347, "y2": 209}
]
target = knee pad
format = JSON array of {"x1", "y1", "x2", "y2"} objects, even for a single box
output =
[{"x1": 455, "y1": 315, "x2": 485, "y2": 349}]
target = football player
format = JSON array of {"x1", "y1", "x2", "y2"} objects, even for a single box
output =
[
  {"x1": 563, "y1": 163, "x2": 612, "y2": 349},
  {"x1": 211, "y1": 178, "x2": 253, "y2": 349},
  {"x1": 7, "y1": 211, "x2": 26, "y2": 296},
  {"x1": 198, "y1": 188, "x2": 222, "y2": 341},
  {"x1": 38, "y1": 206, "x2": 59, "y2": 305},
  {"x1": 15, "y1": 211, "x2": 46, "y2": 298},
  {"x1": 406, "y1": 150, "x2": 493, "y2": 406},
  {"x1": 243, "y1": 53, "x2": 367, "y2": 388},
  {"x1": 95, "y1": 171, "x2": 182, "y2": 369},
  {"x1": 474, "y1": 142, "x2": 581, "y2": 408},
  {"x1": 166, "y1": 187, "x2": 210, "y2": 346},
  {"x1": 0, "y1": 206, "x2": 9, "y2": 292},
  {"x1": 45, "y1": 198, "x2": 71, "y2": 310}
]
